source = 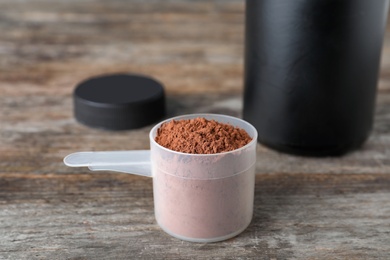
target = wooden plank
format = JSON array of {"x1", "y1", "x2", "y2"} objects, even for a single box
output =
[{"x1": 0, "y1": 173, "x2": 389, "y2": 259}]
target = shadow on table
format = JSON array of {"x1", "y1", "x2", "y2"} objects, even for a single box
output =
[{"x1": 166, "y1": 94, "x2": 242, "y2": 118}]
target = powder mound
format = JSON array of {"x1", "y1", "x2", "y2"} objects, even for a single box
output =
[{"x1": 155, "y1": 117, "x2": 252, "y2": 154}]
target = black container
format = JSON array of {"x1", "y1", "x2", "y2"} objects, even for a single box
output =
[{"x1": 244, "y1": 0, "x2": 389, "y2": 156}]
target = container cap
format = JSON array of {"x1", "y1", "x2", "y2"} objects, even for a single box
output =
[{"x1": 74, "y1": 74, "x2": 165, "y2": 130}]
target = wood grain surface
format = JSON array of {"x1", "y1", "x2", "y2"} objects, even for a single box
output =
[{"x1": 1, "y1": 0, "x2": 390, "y2": 259}]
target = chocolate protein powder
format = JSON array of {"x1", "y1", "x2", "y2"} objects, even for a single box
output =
[
  {"x1": 155, "y1": 117, "x2": 252, "y2": 154},
  {"x1": 151, "y1": 116, "x2": 256, "y2": 241}
]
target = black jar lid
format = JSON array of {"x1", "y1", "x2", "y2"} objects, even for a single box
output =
[{"x1": 73, "y1": 74, "x2": 165, "y2": 130}]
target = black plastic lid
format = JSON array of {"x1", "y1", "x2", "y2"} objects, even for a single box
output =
[{"x1": 74, "y1": 74, "x2": 165, "y2": 130}]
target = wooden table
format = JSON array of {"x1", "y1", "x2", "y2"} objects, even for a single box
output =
[{"x1": 1, "y1": 1, "x2": 390, "y2": 259}]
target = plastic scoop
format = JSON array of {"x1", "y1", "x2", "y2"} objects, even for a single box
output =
[{"x1": 63, "y1": 113, "x2": 257, "y2": 243}]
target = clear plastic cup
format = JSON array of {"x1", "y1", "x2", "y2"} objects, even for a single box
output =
[
  {"x1": 150, "y1": 114, "x2": 257, "y2": 242},
  {"x1": 64, "y1": 114, "x2": 258, "y2": 242}
]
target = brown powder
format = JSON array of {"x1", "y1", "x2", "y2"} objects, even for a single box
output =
[{"x1": 155, "y1": 117, "x2": 252, "y2": 154}]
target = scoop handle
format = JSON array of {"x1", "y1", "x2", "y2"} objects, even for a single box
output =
[{"x1": 63, "y1": 150, "x2": 152, "y2": 177}]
